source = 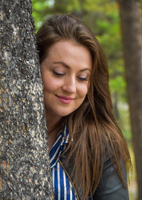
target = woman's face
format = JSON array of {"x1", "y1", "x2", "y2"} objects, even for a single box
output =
[{"x1": 41, "y1": 40, "x2": 92, "y2": 119}]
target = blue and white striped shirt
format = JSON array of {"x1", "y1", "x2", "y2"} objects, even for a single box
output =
[{"x1": 49, "y1": 126, "x2": 77, "y2": 200}]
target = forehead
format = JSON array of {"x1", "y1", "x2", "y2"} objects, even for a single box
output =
[{"x1": 46, "y1": 39, "x2": 92, "y2": 70}]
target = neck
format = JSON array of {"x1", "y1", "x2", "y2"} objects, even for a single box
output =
[
  {"x1": 46, "y1": 112, "x2": 62, "y2": 133},
  {"x1": 46, "y1": 112, "x2": 63, "y2": 152}
]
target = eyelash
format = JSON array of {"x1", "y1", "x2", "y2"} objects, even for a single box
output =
[
  {"x1": 78, "y1": 77, "x2": 88, "y2": 81},
  {"x1": 53, "y1": 71, "x2": 88, "y2": 81},
  {"x1": 53, "y1": 71, "x2": 64, "y2": 76}
]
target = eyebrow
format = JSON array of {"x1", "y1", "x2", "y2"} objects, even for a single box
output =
[{"x1": 53, "y1": 61, "x2": 91, "y2": 72}]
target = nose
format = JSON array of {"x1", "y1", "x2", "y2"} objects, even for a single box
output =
[{"x1": 62, "y1": 76, "x2": 76, "y2": 93}]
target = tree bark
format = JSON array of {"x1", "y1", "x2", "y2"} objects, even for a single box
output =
[
  {"x1": 118, "y1": 0, "x2": 142, "y2": 199},
  {"x1": 0, "y1": 0, "x2": 54, "y2": 199}
]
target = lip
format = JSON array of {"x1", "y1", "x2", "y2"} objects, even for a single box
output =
[{"x1": 56, "y1": 95, "x2": 74, "y2": 104}]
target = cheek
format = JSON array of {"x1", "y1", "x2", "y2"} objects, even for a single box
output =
[
  {"x1": 78, "y1": 85, "x2": 89, "y2": 98},
  {"x1": 42, "y1": 77, "x2": 53, "y2": 90},
  {"x1": 42, "y1": 76, "x2": 61, "y2": 92}
]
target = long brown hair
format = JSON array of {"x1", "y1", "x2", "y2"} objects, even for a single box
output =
[{"x1": 36, "y1": 14, "x2": 131, "y2": 199}]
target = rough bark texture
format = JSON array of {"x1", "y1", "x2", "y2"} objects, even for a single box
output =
[
  {"x1": 0, "y1": 0, "x2": 54, "y2": 199},
  {"x1": 118, "y1": 0, "x2": 142, "y2": 199}
]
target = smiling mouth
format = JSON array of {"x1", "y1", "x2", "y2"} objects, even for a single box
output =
[{"x1": 56, "y1": 95, "x2": 74, "y2": 104}]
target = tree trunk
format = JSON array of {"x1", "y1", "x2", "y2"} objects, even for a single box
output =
[
  {"x1": 118, "y1": 0, "x2": 142, "y2": 199},
  {"x1": 0, "y1": 0, "x2": 54, "y2": 199}
]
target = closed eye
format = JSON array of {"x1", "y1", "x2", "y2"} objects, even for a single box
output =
[
  {"x1": 78, "y1": 77, "x2": 88, "y2": 81},
  {"x1": 53, "y1": 70, "x2": 64, "y2": 76}
]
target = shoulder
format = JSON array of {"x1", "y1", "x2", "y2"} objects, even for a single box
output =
[{"x1": 92, "y1": 149, "x2": 129, "y2": 200}]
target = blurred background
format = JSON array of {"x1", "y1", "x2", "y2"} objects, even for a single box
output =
[{"x1": 31, "y1": 0, "x2": 142, "y2": 199}]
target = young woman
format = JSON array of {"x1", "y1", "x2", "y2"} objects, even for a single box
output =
[{"x1": 36, "y1": 14, "x2": 131, "y2": 200}]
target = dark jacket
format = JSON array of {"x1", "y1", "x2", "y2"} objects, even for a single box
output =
[{"x1": 60, "y1": 150, "x2": 129, "y2": 200}]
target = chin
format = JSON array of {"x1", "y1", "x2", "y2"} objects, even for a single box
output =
[
  {"x1": 56, "y1": 109, "x2": 75, "y2": 117},
  {"x1": 58, "y1": 112, "x2": 71, "y2": 117}
]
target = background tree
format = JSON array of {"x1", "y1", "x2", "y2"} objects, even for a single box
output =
[
  {"x1": 0, "y1": 0, "x2": 54, "y2": 199},
  {"x1": 118, "y1": 0, "x2": 142, "y2": 199}
]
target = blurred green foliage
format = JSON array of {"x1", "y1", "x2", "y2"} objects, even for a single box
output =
[{"x1": 31, "y1": 0, "x2": 131, "y2": 141}]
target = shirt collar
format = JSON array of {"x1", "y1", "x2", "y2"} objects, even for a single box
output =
[{"x1": 49, "y1": 125, "x2": 69, "y2": 168}]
